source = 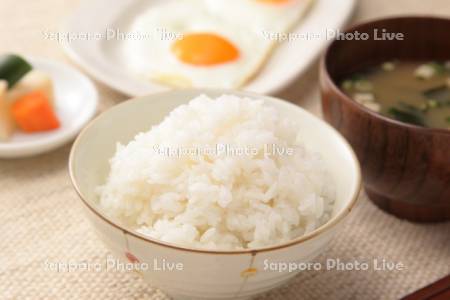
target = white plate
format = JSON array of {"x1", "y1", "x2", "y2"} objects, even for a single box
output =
[
  {"x1": 62, "y1": 0, "x2": 355, "y2": 97},
  {"x1": 0, "y1": 57, "x2": 98, "y2": 158}
]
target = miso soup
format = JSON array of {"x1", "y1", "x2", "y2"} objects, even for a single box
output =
[{"x1": 341, "y1": 61, "x2": 450, "y2": 130}]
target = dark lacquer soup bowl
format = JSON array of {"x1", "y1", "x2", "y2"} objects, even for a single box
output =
[{"x1": 320, "y1": 16, "x2": 450, "y2": 222}]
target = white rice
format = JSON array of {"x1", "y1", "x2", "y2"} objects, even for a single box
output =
[{"x1": 97, "y1": 95, "x2": 334, "y2": 250}]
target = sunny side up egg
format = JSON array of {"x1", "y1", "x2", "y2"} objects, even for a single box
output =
[
  {"x1": 203, "y1": 0, "x2": 314, "y2": 33},
  {"x1": 122, "y1": 0, "x2": 313, "y2": 89}
]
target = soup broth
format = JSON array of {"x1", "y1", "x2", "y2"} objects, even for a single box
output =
[{"x1": 341, "y1": 61, "x2": 450, "y2": 130}]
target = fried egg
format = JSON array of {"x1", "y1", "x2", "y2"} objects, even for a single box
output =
[
  {"x1": 122, "y1": 0, "x2": 313, "y2": 89},
  {"x1": 123, "y1": 1, "x2": 274, "y2": 89},
  {"x1": 203, "y1": 0, "x2": 314, "y2": 33}
]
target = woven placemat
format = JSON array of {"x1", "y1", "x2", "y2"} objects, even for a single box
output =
[{"x1": 1, "y1": 0, "x2": 450, "y2": 299}]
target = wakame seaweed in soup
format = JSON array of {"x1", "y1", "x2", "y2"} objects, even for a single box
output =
[{"x1": 341, "y1": 61, "x2": 450, "y2": 130}]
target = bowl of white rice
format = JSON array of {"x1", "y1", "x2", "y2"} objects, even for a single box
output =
[{"x1": 69, "y1": 90, "x2": 361, "y2": 300}]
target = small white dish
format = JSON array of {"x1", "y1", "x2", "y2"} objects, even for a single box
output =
[
  {"x1": 63, "y1": 0, "x2": 355, "y2": 96},
  {"x1": 0, "y1": 57, "x2": 98, "y2": 158}
]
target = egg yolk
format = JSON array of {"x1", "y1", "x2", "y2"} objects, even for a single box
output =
[
  {"x1": 256, "y1": 0, "x2": 291, "y2": 4},
  {"x1": 171, "y1": 33, "x2": 239, "y2": 66}
]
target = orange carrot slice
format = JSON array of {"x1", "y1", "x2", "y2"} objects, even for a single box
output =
[{"x1": 11, "y1": 91, "x2": 60, "y2": 133}]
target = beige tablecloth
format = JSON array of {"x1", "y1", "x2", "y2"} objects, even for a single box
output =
[{"x1": 1, "y1": 1, "x2": 449, "y2": 299}]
